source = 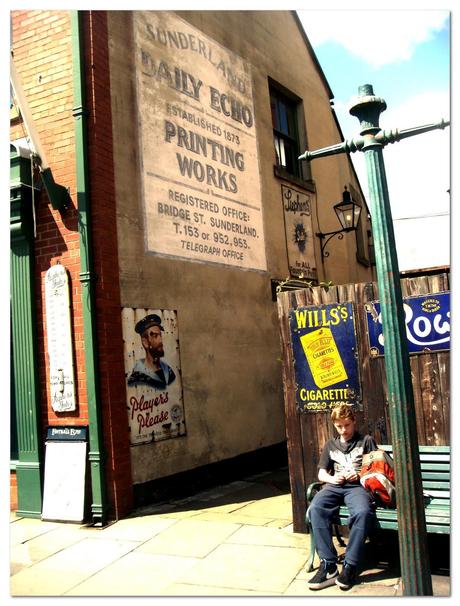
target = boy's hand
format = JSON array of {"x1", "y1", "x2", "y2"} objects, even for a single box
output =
[
  {"x1": 331, "y1": 473, "x2": 346, "y2": 485},
  {"x1": 343, "y1": 470, "x2": 359, "y2": 482}
]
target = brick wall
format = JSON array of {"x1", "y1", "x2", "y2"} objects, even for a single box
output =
[
  {"x1": 82, "y1": 11, "x2": 133, "y2": 517},
  {"x1": 10, "y1": 472, "x2": 18, "y2": 511},
  {"x1": 11, "y1": 9, "x2": 133, "y2": 519}
]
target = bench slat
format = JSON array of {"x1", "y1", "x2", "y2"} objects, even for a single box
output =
[
  {"x1": 422, "y1": 481, "x2": 450, "y2": 490},
  {"x1": 337, "y1": 509, "x2": 450, "y2": 527},
  {"x1": 374, "y1": 519, "x2": 449, "y2": 534},
  {"x1": 421, "y1": 464, "x2": 450, "y2": 473},
  {"x1": 423, "y1": 494, "x2": 450, "y2": 502}
]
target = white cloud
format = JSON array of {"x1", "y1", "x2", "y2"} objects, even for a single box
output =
[
  {"x1": 354, "y1": 90, "x2": 450, "y2": 217},
  {"x1": 342, "y1": 89, "x2": 451, "y2": 271},
  {"x1": 331, "y1": 88, "x2": 450, "y2": 214},
  {"x1": 298, "y1": 10, "x2": 449, "y2": 68}
]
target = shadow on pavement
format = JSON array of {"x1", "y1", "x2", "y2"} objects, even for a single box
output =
[{"x1": 131, "y1": 466, "x2": 291, "y2": 517}]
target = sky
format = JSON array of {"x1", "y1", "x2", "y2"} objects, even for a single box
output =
[{"x1": 296, "y1": 9, "x2": 451, "y2": 272}]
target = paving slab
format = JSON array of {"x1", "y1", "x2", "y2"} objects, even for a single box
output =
[
  {"x1": 160, "y1": 582, "x2": 282, "y2": 596},
  {"x1": 394, "y1": 574, "x2": 450, "y2": 597},
  {"x1": 94, "y1": 514, "x2": 178, "y2": 542},
  {"x1": 136, "y1": 518, "x2": 241, "y2": 558},
  {"x1": 65, "y1": 551, "x2": 199, "y2": 596},
  {"x1": 10, "y1": 537, "x2": 139, "y2": 596},
  {"x1": 177, "y1": 542, "x2": 307, "y2": 593},
  {"x1": 10, "y1": 517, "x2": 61, "y2": 545},
  {"x1": 10, "y1": 525, "x2": 95, "y2": 574},
  {"x1": 235, "y1": 493, "x2": 294, "y2": 519},
  {"x1": 284, "y1": 578, "x2": 396, "y2": 596},
  {"x1": 264, "y1": 518, "x2": 293, "y2": 528},
  {"x1": 224, "y1": 524, "x2": 308, "y2": 549},
  {"x1": 151, "y1": 508, "x2": 205, "y2": 519},
  {"x1": 190, "y1": 510, "x2": 276, "y2": 526}
]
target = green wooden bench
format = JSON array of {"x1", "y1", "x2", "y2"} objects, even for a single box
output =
[{"x1": 305, "y1": 444, "x2": 450, "y2": 572}]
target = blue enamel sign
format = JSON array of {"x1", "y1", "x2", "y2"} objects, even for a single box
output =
[
  {"x1": 289, "y1": 302, "x2": 361, "y2": 413},
  {"x1": 365, "y1": 292, "x2": 450, "y2": 356}
]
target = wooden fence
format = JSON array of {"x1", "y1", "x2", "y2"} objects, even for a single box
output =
[{"x1": 277, "y1": 272, "x2": 450, "y2": 532}]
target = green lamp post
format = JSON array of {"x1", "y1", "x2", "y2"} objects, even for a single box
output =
[{"x1": 299, "y1": 84, "x2": 449, "y2": 596}]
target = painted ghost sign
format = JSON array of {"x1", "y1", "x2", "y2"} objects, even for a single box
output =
[{"x1": 133, "y1": 12, "x2": 266, "y2": 271}]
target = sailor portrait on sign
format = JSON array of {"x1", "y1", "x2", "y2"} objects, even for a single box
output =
[{"x1": 127, "y1": 314, "x2": 176, "y2": 390}]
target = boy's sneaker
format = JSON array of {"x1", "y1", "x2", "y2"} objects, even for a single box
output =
[
  {"x1": 335, "y1": 562, "x2": 358, "y2": 590},
  {"x1": 307, "y1": 560, "x2": 338, "y2": 590}
]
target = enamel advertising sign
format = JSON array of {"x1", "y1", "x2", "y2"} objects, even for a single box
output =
[
  {"x1": 122, "y1": 307, "x2": 186, "y2": 445},
  {"x1": 289, "y1": 302, "x2": 361, "y2": 413},
  {"x1": 365, "y1": 292, "x2": 450, "y2": 356}
]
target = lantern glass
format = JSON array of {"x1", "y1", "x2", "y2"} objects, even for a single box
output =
[{"x1": 334, "y1": 188, "x2": 362, "y2": 230}]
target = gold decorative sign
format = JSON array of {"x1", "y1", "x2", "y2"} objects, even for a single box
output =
[
  {"x1": 133, "y1": 12, "x2": 266, "y2": 271},
  {"x1": 281, "y1": 184, "x2": 317, "y2": 280}
]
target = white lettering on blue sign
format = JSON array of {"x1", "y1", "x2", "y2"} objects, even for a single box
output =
[{"x1": 366, "y1": 293, "x2": 450, "y2": 355}]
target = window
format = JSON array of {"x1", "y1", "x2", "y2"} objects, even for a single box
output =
[{"x1": 270, "y1": 86, "x2": 302, "y2": 178}]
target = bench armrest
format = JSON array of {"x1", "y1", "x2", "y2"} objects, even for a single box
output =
[{"x1": 306, "y1": 481, "x2": 324, "y2": 507}]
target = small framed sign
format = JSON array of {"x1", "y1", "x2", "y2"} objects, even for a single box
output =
[
  {"x1": 45, "y1": 264, "x2": 76, "y2": 412},
  {"x1": 42, "y1": 426, "x2": 88, "y2": 523}
]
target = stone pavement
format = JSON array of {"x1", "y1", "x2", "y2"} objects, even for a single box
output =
[{"x1": 9, "y1": 467, "x2": 450, "y2": 597}]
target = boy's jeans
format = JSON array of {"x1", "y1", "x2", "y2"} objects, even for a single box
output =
[{"x1": 308, "y1": 483, "x2": 375, "y2": 566}]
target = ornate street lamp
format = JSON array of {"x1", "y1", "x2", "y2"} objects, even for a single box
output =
[
  {"x1": 299, "y1": 84, "x2": 449, "y2": 596},
  {"x1": 316, "y1": 186, "x2": 362, "y2": 261}
]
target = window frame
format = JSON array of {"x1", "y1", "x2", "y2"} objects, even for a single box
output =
[{"x1": 268, "y1": 79, "x2": 312, "y2": 185}]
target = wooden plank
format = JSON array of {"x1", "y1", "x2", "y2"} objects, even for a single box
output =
[
  {"x1": 292, "y1": 287, "x2": 321, "y2": 514},
  {"x1": 277, "y1": 289, "x2": 307, "y2": 533},
  {"x1": 437, "y1": 351, "x2": 450, "y2": 445},
  {"x1": 420, "y1": 464, "x2": 450, "y2": 472},
  {"x1": 418, "y1": 446, "x2": 450, "y2": 454},
  {"x1": 356, "y1": 282, "x2": 378, "y2": 435},
  {"x1": 421, "y1": 472, "x2": 450, "y2": 481},
  {"x1": 401, "y1": 277, "x2": 428, "y2": 443},
  {"x1": 419, "y1": 354, "x2": 445, "y2": 446},
  {"x1": 410, "y1": 355, "x2": 427, "y2": 444}
]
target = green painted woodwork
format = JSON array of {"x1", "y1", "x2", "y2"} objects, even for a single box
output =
[
  {"x1": 299, "y1": 84, "x2": 449, "y2": 596},
  {"x1": 71, "y1": 10, "x2": 107, "y2": 526},
  {"x1": 10, "y1": 151, "x2": 43, "y2": 517}
]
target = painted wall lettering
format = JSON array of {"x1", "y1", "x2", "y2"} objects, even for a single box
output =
[{"x1": 134, "y1": 12, "x2": 266, "y2": 271}]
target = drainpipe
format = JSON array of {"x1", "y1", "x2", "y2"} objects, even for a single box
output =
[{"x1": 71, "y1": 10, "x2": 107, "y2": 526}]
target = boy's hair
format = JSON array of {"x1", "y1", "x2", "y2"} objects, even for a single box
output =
[{"x1": 331, "y1": 403, "x2": 355, "y2": 423}]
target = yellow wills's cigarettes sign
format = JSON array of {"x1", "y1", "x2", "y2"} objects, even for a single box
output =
[{"x1": 300, "y1": 327, "x2": 348, "y2": 389}]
